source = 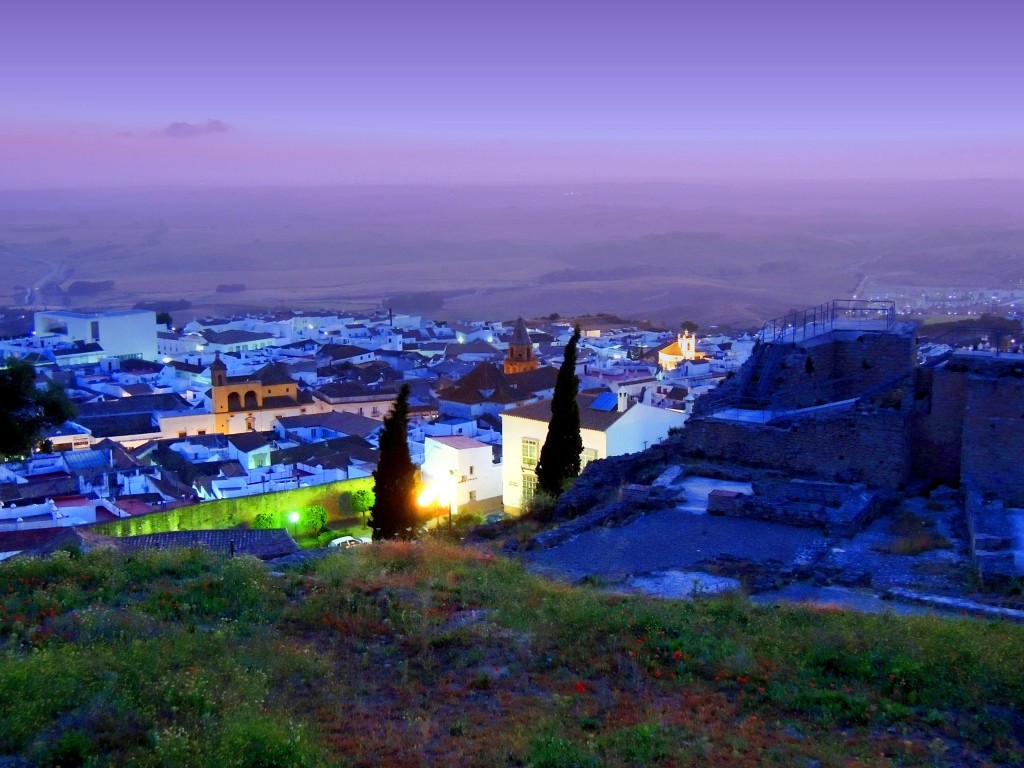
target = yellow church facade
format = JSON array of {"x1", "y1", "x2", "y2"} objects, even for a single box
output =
[{"x1": 658, "y1": 331, "x2": 702, "y2": 371}]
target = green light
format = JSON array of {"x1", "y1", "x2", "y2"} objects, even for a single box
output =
[{"x1": 288, "y1": 512, "x2": 300, "y2": 524}]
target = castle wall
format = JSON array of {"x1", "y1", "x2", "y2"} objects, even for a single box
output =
[
  {"x1": 961, "y1": 369, "x2": 1024, "y2": 505},
  {"x1": 909, "y1": 366, "x2": 966, "y2": 487},
  {"x1": 680, "y1": 408, "x2": 911, "y2": 489},
  {"x1": 766, "y1": 333, "x2": 916, "y2": 410}
]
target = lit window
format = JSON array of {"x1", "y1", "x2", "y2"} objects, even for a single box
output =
[
  {"x1": 522, "y1": 438, "x2": 539, "y2": 467},
  {"x1": 581, "y1": 448, "x2": 598, "y2": 470},
  {"x1": 522, "y1": 473, "x2": 538, "y2": 501}
]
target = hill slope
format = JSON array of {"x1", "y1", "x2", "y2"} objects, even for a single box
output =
[{"x1": 2, "y1": 543, "x2": 1023, "y2": 767}]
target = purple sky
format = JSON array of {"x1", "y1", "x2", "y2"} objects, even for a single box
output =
[{"x1": 3, "y1": 1, "x2": 1022, "y2": 186}]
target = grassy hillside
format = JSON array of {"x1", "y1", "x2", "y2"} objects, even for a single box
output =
[{"x1": 2, "y1": 543, "x2": 1023, "y2": 767}]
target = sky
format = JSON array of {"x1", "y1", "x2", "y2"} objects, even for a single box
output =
[{"x1": 2, "y1": 0, "x2": 1023, "y2": 186}]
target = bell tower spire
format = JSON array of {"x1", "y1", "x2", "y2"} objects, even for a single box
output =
[{"x1": 504, "y1": 317, "x2": 539, "y2": 374}]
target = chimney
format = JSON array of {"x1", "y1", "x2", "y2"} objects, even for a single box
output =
[{"x1": 617, "y1": 389, "x2": 629, "y2": 413}]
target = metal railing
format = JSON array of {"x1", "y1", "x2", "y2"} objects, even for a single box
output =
[{"x1": 757, "y1": 299, "x2": 896, "y2": 344}]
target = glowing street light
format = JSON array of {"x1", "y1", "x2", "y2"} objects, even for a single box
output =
[
  {"x1": 288, "y1": 510, "x2": 300, "y2": 537},
  {"x1": 417, "y1": 471, "x2": 459, "y2": 532}
]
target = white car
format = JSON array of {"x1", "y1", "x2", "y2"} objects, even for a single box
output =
[{"x1": 328, "y1": 536, "x2": 360, "y2": 548}]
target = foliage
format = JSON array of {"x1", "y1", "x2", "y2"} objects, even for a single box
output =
[
  {"x1": 156, "y1": 310, "x2": 174, "y2": 327},
  {"x1": 880, "y1": 512, "x2": 952, "y2": 555},
  {"x1": 304, "y1": 505, "x2": 328, "y2": 536},
  {"x1": 369, "y1": 383, "x2": 418, "y2": 540},
  {"x1": 1, "y1": 544, "x2": 1024, "y2": 766},
  {"x1": 350, "y1": 488, "x2": 375, "y2": 519},
  {"x1": 0, "y1": 358, "x2": 76, "y2": 460},
  {"x1": 523, "y1": 489, "x2": 559, "y2": 522},
  {"x1": 680, "y1": 320, "x2": 699, "y2": 334},
  {"x1": 252, "y1": 512, "x2": 276, "y2": 530},
  {"x1": 536, "y1": 325, "x2": 583, "y2": 498}
]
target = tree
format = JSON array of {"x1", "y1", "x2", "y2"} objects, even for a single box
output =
[
  {"x1": 155, "y1": 311, "x2": 174, "y2": 328},
  {"x1": 305, "y1": 505, "x2": 328, "y2": 536},
  {"x1": 369, "y1": 384, "x2": 418, "y2": 540},
  {"x1": 680, "y1": 320, "x2": 700, "y2": 334},
  {"x1": 350, "y1": 489, "x2": 375, "y2": 521},
  {"x1": 535, "y1": 325, "x2": 583, "y2": 497},
  {"x1": 0, "y1": 358, "x2": 76, "y2": 460}
]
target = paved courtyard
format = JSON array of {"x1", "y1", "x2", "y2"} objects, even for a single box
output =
[{"x1": 525, "y1": 506, "x2": 827, "y2": 582}]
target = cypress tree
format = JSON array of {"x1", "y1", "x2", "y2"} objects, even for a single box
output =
[
  {"x1": 536, "y1": 325, "x2": 583, "y2": 497},
  {"x1": 369, "y1": 384, "x2": 418, "y2": 540}
]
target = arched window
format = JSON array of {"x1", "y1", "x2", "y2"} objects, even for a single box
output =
[
  {"x1": 243, "y1": 390, "x2": 259, "y2": 409},
  {"x1": 227, "y1": 392, "x2": 241, "y2": 411}
]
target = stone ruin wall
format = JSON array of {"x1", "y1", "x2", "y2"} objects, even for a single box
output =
[
  {"x1": 909, "y1": 365, "x2": 966, "y2": 489},
  {"x1": 679, "y1": 408, "x2": 911, "y2": 490},
  {"x1": 960, "y1": 368, "x2": 1024, "y2": 506},
  {"x1": 764, "y1": 332, "x2": 917, "y2": 410}
]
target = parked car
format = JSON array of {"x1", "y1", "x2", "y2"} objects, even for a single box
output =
[{"x1": 328, "y1": 536, "x2": 360, "y2": 548}]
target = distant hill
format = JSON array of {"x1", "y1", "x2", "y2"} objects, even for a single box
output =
[{"x1": 1, "y1": 180, "x2": 1023, "y2": 326}]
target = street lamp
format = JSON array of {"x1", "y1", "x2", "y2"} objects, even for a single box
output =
[{"x1": 288, "y1": 511, "x2": 300, "y2": 537}]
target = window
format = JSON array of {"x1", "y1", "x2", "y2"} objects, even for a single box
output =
[
  {"x1": 469, "y1": 465, "x2": 475, "y2": 476},
  {"x1": 522, "y1": 438, "x2": 539, "y2": 467},
  {"x1": 581, "y1": 448, "x2": 599, "y2": 470},
  {"x1": 197, "y1": 430, "x2": 206, "y2": 436},
  {"x1": 522, "y1": 473, "x2": 538, "y2": 502},
  {"x1": 468, "y1": 490, "x2": 477, "y2": 502},
  {"x1": 178, "y1": 431, "x2": 187, "y2": 438}
]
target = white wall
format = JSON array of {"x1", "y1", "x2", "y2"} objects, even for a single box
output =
[
  {"x1": 422, "y1": 438, "x2": 502, "y2": 511},
  {"x1": 501, "y1": 415, "x2": 610, "y2": 511},
  {"x1": 606, "y1": 403, "x2": 687, "y2": 455},
  {"x1": 35, "y1": 310, "x2": 158, "y2": 361}
]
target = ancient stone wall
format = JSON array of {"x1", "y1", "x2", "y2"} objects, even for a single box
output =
[
  {"x1": 909, "y1": 365, "x2": 966, "y2": 487},
  {"x1": 707, "y1": 480, "x2": 880, "y2": 536},
  {"x1": 680, "y1": 408, "x2": 911, "y2": 490},
  {"x1": 764, "y1": 332, "x2": 916, "y2": 410},
  {"x1": 961, "y1": 369, "x2": 1024, "y2": 505}
]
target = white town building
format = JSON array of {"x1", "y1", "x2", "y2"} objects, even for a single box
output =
[{"x1": 500, "y1": 390, "x2": 686, "y2": 511}]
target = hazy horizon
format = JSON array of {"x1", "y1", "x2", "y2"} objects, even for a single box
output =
[{"x1": 2, "y1": 179, "x2": 1022, "y2": 327}]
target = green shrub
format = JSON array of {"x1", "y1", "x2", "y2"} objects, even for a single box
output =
[
  {"x1": 599, "y1": 723, "x2": 670, "y2": 765},
  {"x1": 523, "y1": 490, "x2": 558, "y2": 522},
  {"x1": 253, "y1": 512, "x2": 276, "y2": 529},
  {"x1": 304, "y1": 505, "x2": 328, "y2": 536},
  {"x1": 526, "y1": 736, "x2": 599, "y2": 768},
  {"x1": 350, "y1": 489, "x2": 374, "y2": 518}
]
